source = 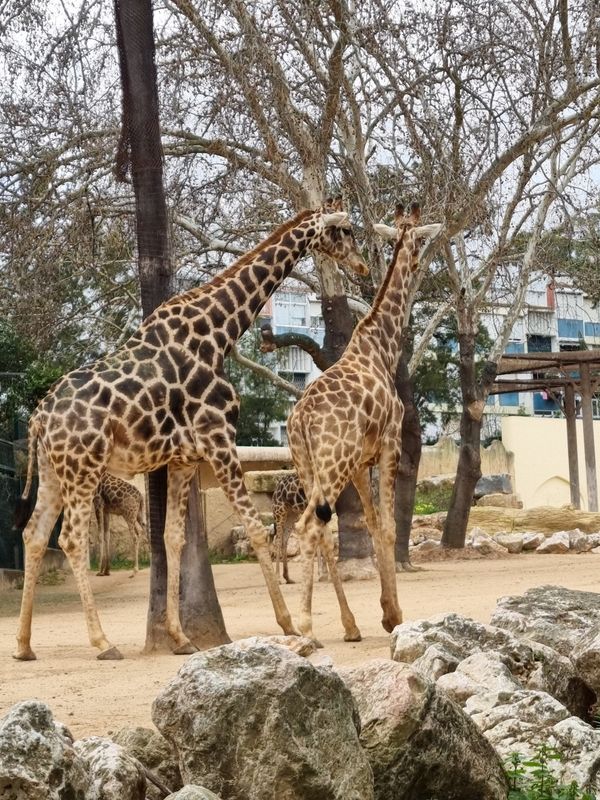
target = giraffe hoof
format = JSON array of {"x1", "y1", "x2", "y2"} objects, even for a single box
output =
[
  {"x1": 382, "y1": 615, "x2": 402, "y2": 633},
  {"x1": 344, "y1": 630, "x2": 362, "y2": 643},
  {"x1": 312, "y1": 637, "x2": 324, "y2": 649},
  {"x1": 97, "y1": 646, "x2": 124, "y2": 660},
  {"x1": 173, "y1": 642, "x2": 198, "y2": 655},
  {"x1": 13, "y1": 649, "x2": 37, "y2": 661}
]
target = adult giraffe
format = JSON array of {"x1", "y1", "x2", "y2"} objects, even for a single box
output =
[
  {"x1": 14, "y1": 201, "x2": 368, "y2": 660},
  {"x1": 287, "y1": 203, "x2": 441, "y2": 643}
]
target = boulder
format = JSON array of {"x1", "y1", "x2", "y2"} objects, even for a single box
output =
[
  {"x1": 494, "y1": 533, "x2": 524, "y2": 553},
  {"x1": 477, "y1": 493, "x2": 522, "y2": 508},
  {"x1": 568, "y1": 528, "x2": 594, "y2": 552},
  {"x1": 468, "y1": 529, "x2": 507, "y2": 556},
  {"x1": 166, "y1": 787, "x2": 222, "y2": 800},
  {"x1": 152, "y1": 639, "x2": 373, "y2": 800},
  {"x1": 0, "y1": 700, "x2": 88, "y2": 800},
  {"x1": 111, "y1": 727, "x2": 182, "y2": 799},
  {"x1": 391, "y1": 612, "x2": 593, "y2": 718},
  {"x1": 491, "y1": 585, "x2": 600, "y2": 696},
  {"x1": 339, "y1": 659, "x2": 507, "y2": 800},
  {"x1": 474, "y1": 474, "x2": 512, "y2": 498},
  {"x1": 336, "y1": 556, "x2": 378, "y2": 582},
  {"x1": 522, "y1": 531, "x2": 545, "y2": 550},
  {"x1": 410, "y1": 540, "x2": 442, "y2": 557},
  {"x1": 536, "y1": 531, "x2": 570, "y2": 553},
  {"x1": 74, "y1": 737, "x2": 146, "y2": 799},
  {"x1": 410, "y1": 526, "x2": 442, "y2": 545},
  {"x1": 467, "y1": 689, "x2": 600, "y2": 790},
  {"x1": 437, "y1": 653, "x2": 521, "y2": 705},
  {"x1": 243, "y1": 469, "x2": 292, "y2": 493}
]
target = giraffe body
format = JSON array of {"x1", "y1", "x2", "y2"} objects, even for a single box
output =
[
  {"x1": 93, "y1": 474, "x2": 146, "y2": 577},
  {"x1": 287, "y1": 204, "x2": 441, "y2": 642},
  {"x1": 15, "y1": 203, "x2": 367, "y2": 660}
]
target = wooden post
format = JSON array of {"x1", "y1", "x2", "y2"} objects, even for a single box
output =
[
  {"x1": 580, "y1": 364, "x2": 598, "y2": 512},
  {"x1": 564, "y1": 382, "x2": 580, "y2": 508}
]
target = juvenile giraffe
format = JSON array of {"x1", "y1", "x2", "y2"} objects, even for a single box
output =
[
  {"x1": 93, "y1": 473, "x2": 146, "y2": 577},
  {"x1": 15, "y1": 202, "x2": 368, "y2": 661},
  {"x1": 287, "y1": 204, "x2": 441, "y2": 642}
]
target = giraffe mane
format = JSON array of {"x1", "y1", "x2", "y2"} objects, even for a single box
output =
[
  {"x1": 369, "y1": 225, "x2": 408, "y2": 315},
  {"x1": 211, "y1": 209, "x2": 314, "y2": 285}
]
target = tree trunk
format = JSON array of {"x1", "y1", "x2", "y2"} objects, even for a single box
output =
[
  {"x1": 320, "y1": 288, "x2": 373, "y2": 563},
  {"x1": 114, "y1": 0, "x2": 228, "y2": 651},
  {"x1": 394, "y1": 351, "x2": 421, "y2": 566},
  {"x1": 441, "y1": 330, "x2": 496, "y2": 548}
]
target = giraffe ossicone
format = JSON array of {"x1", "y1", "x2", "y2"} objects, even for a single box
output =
[
  {"x1": 287, "y1": 203, "x2": 442, "y2": 643},
  {"x1": 14, "y1": 202, "x2": 367, "y2": 661}
]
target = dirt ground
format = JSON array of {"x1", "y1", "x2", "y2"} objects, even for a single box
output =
[{"x1": 1, "y1": 553, "x2": 599, "y2": 739}]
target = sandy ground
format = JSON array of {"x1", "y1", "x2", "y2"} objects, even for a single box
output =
[{"x1": 1, "y1": 553, "x2": 599, "y2": 739}]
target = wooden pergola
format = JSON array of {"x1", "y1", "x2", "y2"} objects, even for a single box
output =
[{"x1": 491, "y1": 350, "x2": 600, "y2": 511}]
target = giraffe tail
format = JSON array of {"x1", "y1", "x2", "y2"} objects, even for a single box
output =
[
  {"x1": 301, "y1": 424, "x2": 333, "y2": 524},
  {"x1": 21, "y1": 418, "x2": 39, "y2": 500}
]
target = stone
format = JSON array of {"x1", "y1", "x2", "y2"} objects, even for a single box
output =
[
  {"x1": 536, "y1": 531, "x2": 570, "y2": 553},
  {"x1": 477, "y1": 493, "x2": 522, "y2": 508},
  {"x1": 474, "y1": 473, "x2": 512, "y2": 498},
  {"x1": 468, "y1": 505, "x2": 600, "y2": 535},
  {"x1": 0, "y1": 700, "x2": 88, "y2": 800},
  {"x1": 111, "y1": 726, "x2": 182, "y2": 800},
  {"x1": 166, "y1": 787, "x2": 222, "y2": 800},
  {"x1": 410, "y1": 526, "x2": 442, "y2": 544},
  {"x1": 469, "y1": 529, "x2": 507, "y2": 556},
  {"x1": 491, "y1": 585, "x2": 600, "y2": 696},
  {"x1": 522, "y1": 531, "x2": 545, "y2": 550},
  {"x1": 336, "y1": 556, "x2": 379, "y2": 581},
  {"x1": 152, "y1": 639, "x2": 373, "y2": 800},
  {"x1": 243, "y1": 469, "x2": 291, "y2": 493},
  {"x1": 74, "y1": 737, "x2": 146, "y2": 799},
  {"x1": 411, "y1": 511, "x2": 446, "y2": 530},
  {"x1": 339, "y1": 659, "x2": 507, "y2": 800},
  {"x1": 468, "y1": 689, "x2": 600, "y2": 789},
  {"x1": 410, "y1": 539, "x2": 442, "y2": 557},
  {"x1": 568, "y1": 528, "x2": 593, "y2": 552},
  {"x1": 285, "y1": 532, "x2": 300, "y2": 558},
  {"x1": 234, "y1": 634, "x2": 318, "y2": 657},
  {"x1": 390, "y1": 611, "x2": 593, "y2": 717},
  {"x1": 494, "y1": 532, "x2": 524, "y2": 553},
  {"x1": 437, "y1": 653, "x2": 521, "y2": 705}
]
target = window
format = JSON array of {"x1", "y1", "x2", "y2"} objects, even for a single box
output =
[{"x1": 557, "y1": 319, "x2": 584, "y2": 339}]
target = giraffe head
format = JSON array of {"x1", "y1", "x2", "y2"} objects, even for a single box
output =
[
  {"x1": 374, "y1": 203, "x2": 442, "y2": 271},
  {"x1": 309, "y1": 196, "x2": 369, "y2": 276}
]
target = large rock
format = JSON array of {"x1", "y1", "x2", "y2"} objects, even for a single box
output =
[
  {"x1": 494, "y1": 532, "x2": 524, "y2": 553},
  {"x1": 339, "y1": 659, "x2": 507, "y2": 800},
  {"x1": 111, "y1": 726, "x2": 182, "y2": 799},
  {"x1": 477, "y1": 493, "x2": 522, "y2": 508},
  {"x1": 167, "y1": 787, "x2": 222, "y2": 799},
  {"x1": 0, "y1": 700, "x2": 88, "y2": 800},
  {"x1": 467, "y1": 689, "x2": 600, "y2": 790},
  {"x1": 391, "y1": 612, "x2": 593, "y2": 718},
  {"x1": 536, "y1": 531, "x2": 570, "y2": 553},
  {"x1": 436, "y1": 653, "x2": 521, "y2": 704},
  {"x1": 469, "y1": 529, "x2": 507, "y2": 556},
  {"x1": 474, "y1": 474, "x2": 512, "y2": 498},
  {"x1": 152, "y1": 639, "x2": 373, "y2": 800},
  {"x1": 491, "y1": 585, "x2": 600, "y2": 698},
  {"x1": 74, "y1": 737, "x2": 146, "y2": 799},
  {"x1": 522, "y1": 531, "x2": 545, "y2": 550}
]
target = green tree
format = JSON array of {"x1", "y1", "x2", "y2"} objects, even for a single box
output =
[{"x1": 226, "y1": 330, "x2": 290, "y2": 447}]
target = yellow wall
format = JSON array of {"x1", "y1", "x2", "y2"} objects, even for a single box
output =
[{"x1": 501, "y1": 416, "x2": 600, "y2": 510}]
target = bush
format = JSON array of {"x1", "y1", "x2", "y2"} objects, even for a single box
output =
[{"x1": 506, "y1": 745, "x2": 596, "y2": 799}]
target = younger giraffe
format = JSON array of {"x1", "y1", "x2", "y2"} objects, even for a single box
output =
[
  {"x1": 287, "y1": 203, "x2": 441, "y2": 642},
  {"x1": 93, "y1": 473, "x2": 146, "y2": 577},
  {"x1": 15, "y1": 202, "x2": 368, "y2": 661},
  {"x1": 271, "y1": 472, "x2": 329, "y2": 584}
]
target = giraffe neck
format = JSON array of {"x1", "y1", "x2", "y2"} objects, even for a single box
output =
[
  {"x1": 135, "y1": 210, "x2": 316, "y2": 356},
  {"x1": 351, "y1": 238, "x2": 413, "y2": 374}
]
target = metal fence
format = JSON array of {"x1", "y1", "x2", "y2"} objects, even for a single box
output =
[{"x1": 0, "y1": 420, "x2": 61, "y2": 570}]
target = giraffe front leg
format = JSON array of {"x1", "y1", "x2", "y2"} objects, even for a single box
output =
[
  {"x1": 14, "y1": 466, "x2": 63, "y2": 661},
  {"x1": 164, "y1": 464, "x2": 197, "y2": 654},
  {"x1": 60, "y1": 496, "x2": 122, "y2": 659},
  {"x1": 206, "y1": 448, "x2": 299, "y2": 636},
  {"x1": 97, "y1": 506, "x2": 111, "y2": 576}
]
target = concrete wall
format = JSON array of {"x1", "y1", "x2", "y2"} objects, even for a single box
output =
[{"x1": 501, "y1": 416, "x2": 600, "y2": 510}]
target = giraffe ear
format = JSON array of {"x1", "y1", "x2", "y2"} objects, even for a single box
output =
[
  {"x1": 374, "y1": 223, "x2": 398, "y2": 241},
  {"x1": 414, "y1": 223, "x2": 443, "y2": 239},
  {"x1": 322, "y1": 211, "x2": 349, "y2": 227}
]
